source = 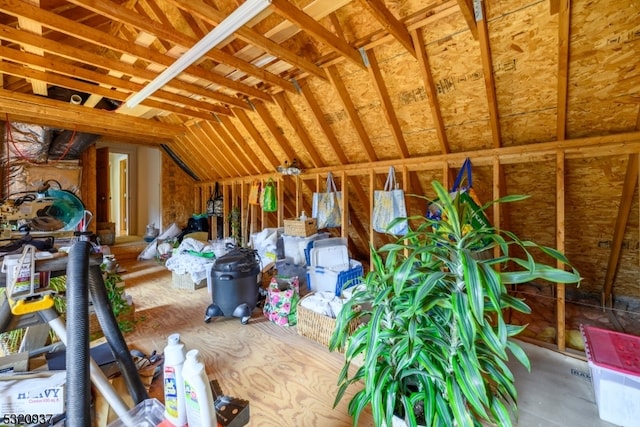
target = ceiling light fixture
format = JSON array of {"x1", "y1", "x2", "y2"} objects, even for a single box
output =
[{"x1": 125, "y1": 0, "x2": 272, "y2": 109}]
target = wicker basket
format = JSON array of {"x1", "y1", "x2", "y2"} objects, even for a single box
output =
[
  {"x1": 284, "y1": 218, "x2": 317, "y2": 237},
  {"x1": 296, "y1": 293, "x2": 360, "y2": 350}
]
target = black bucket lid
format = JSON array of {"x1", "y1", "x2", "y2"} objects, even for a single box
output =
[{"x1": 213, "y1": 248, "x2": 260, "y2": 273}]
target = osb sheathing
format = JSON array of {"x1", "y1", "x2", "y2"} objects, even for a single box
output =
[
  {"x1": 184, "y1": 0, "x2": 640, "y2": 305},
  {"x1": 161, "y1": 150, "x2": 196, "y2": 229},
  {"x1": 568, "y1": 0, "x2": 640, "y2": 137}
]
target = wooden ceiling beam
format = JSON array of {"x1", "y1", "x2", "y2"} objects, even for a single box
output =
[
  {"x1": 203, "y1": 120, "x2": 260, "y2": 176},
  {"x1": 177, "y1": 133, "x2": 215, "y2": 179},
  {"x1": 17, "y1": 0, "x2": 48, "y2": 95},
  {"x1": 0, "y1": 89, "x2": 182, "y2": 143},
  {"x1": 232, "y1": 108, "x2": 281, "y2": 171},
  {"x1": 456, "y1": 0, "x2": 479, "y2": 40},
  {"x1": 165, "y1": 0, "x2": 327, "y2": 82},
  {"x1": 64, "y1": 0, "x2": 297, "y2": 93},
  {"x1": 202, "y1": 121, "x2": 253, "y2": 177},
  {"x1": 251, "y1": 99, "x2": 297, "y2": 163},
  {"x1": 0, "y1": 58, "x2": 226, "y2": 121},
  {"x1": 365, "y1": 48, "x2": 410, "y2": 159},
  {"x1": 270, "y1": 0, "x2": 365, "y2": 70},
  {"x1": 412, "y1": 27, "x2": 449, "y2": 154},
  {"x1": 211, "y1": 118, "x2": 266, "y2": 175},
  {"x1": 189, "y1": 122, "x2": 241, "y2": 178},
  {"x1": 474, "y1": 0, "x2": 501, "y2": 148},
  {"x1": 0, "y1": 0, "x2": 272, "y2": 101},
  {"x1": 0, "y1": 45, "x2": 232, "y2": 117},
  {"x1": 273, "y1": 92, "x2": 325, "y2": 169},
  {"x1": 299, "y1": 80, "x2": 349, "y2": 165},
  {"x1": 356, "y1": 0, "x2": 416, "y2": 58},
  {"x1": 325, "y1": 65, "x2": 378, "y2": 162},
  {"x1": 0, "y1": 24, "x2": 251, "y2": 110}
]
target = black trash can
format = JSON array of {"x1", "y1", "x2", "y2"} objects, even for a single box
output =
[{"x1": 204, "y1": 248, "x2": 260, "y2": 324}]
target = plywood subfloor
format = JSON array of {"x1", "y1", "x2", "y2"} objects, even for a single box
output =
[{"x1": 116, "y1": 260, "x2": 616, "y2": 427}]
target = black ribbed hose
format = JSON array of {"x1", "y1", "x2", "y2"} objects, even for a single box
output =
[
  {"x1": 88, "y1": 265, "x2": 148, "y2": 404},
  {"x1": 65, "y1": 241, "x2": 92, "y2": 427}
]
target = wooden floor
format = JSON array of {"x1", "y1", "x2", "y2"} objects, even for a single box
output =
[
  {"x1": 116, "y1": 259, "x2": 614, "y2": 427},
  {"x1": 118, "y1": 259, "x2": 375, "y2": 426}
]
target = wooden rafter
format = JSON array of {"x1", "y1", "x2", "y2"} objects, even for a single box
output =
[
  {"x1": 252, "y1": 99, "x2": 298, "y2": 162},
  {"x1": 556, "y1": 0, "x2": 571, "y2": 140},
  {"x1": 184, "y1": 130, "x2": 231, "y2": 178},
  {"x1": 17, "y1": 0, "x2": 47, "y2": 95},
  {"x1": 325, "y1": 65, "x2": 377, "y2": 161},
  {"x1": 0, "y1": 0, "x2": 273, "y2": 102},
  {"x1": 412, "y1": 28, "x2": 449, "y2": 154},
  {"x1": 299, "y1": 80, "x2": 349, "y2": 165},
  {"x1": 0, "y1": 24, "x2": 251, "y2": 110},
  {"x1": 232, "y1": 108, "x2": 281, "y2": 170},
  {"x1": 210, "y1": 119, "x2": 264, "y2": 175},
  {"x1": 270, "y1": 0, "x2": 364, "y2": 70},
  {"x1": 356, "y1": 0, "x2": 416, "y2": 58},
  {"x1": 0, "y1": 89, "x2": 182, "y2": 143},
  {"x1": 165, "y1": 0, "x2": 327, "y2": 82},
  {"x1": 64, "y1": 0, "x2": 297, "y2": 93},
  {"x1": 273, "y1": 92, "x2": 325, "y2": 169},
  {"x1": 190, "y1": 122, "x2": 244, "y2": 177},
  {"x1": 365, "y1": 48, "x2": 410, "y2": 159},
  {"x1": 603, "y1": 153, "x2": 639, "y2": 308},
  {"x1": 0, "y1": 46, "x2": 235, "y2": 118},
  {"x1": 217, "y1": 115, "x2": 270, "y2": 173},
  {"x1": 474, "y1": 0, "x2": 501, "y2": 148},
  {"x1": 456, "y1": 0, "x2": 478, "y2": 40}
]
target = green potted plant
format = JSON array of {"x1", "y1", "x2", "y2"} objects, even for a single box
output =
[{"x1": 330, "y1": 180, "x2": 581, "y2": 427}]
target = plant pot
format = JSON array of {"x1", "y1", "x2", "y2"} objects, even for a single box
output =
[{"x1": 391, "y1": 415, "x2": 425, "y2": 427}]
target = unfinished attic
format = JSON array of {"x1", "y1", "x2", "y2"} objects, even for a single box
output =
[{"x1": 0, "y1": 0, "x2": 639, "y2": 424}]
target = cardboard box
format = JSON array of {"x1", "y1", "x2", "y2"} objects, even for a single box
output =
[
  {"x1": 0, "y1": 371, "x2": 65, "y2": 416},
  {"x1": 581, "y1": 325, "x2": 640, "y2": 427},
  {"x1": 171, "y1": 271, "x2": 206, "y2": 290}
]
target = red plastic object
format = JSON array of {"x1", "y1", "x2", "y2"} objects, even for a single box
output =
[{"x1": 581, "y1": 324, "x2": 640, "y2": 376}]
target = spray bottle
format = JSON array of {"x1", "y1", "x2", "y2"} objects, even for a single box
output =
[
  {"x1": 163, "y1": 333, "x2": 187, "y2": 427},
  {"x1": 182, "y1": 349, "x2": 217, "y2": 427}
]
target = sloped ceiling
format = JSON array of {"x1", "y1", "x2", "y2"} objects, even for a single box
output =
[{"x1": 0, "y1": 0, "x2": 638, "y2": 181}]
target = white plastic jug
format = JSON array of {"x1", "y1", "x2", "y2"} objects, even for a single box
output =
[
  {"x1": 163, "y1": 333, "x2": 187, "y2": 427},
  {"x1": 182, "y1": 349, "x2": 217, "y2": 427}
]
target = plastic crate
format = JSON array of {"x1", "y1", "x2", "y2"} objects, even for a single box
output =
[
  {"x1": 581, "y1": 324, "x2": 640, "y2": 427},
  {"x1": 306, "y1": 259, "x2": 363, "y2": 296}
]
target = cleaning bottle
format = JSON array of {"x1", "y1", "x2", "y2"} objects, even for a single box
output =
[
  {"x1": 182, "y1": 349, "x2": 217, "y2": 427},
  {"x1": 163, "y1": 333, "x2": 187, "y2": 427}
]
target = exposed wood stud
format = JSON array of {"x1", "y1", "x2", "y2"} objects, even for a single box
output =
[
  {"x1": 603, "y1": 153, "x2": 639, "y2": 308},
  {"x1": 411, "y1": 28, "x2": 449, "y2": 154},
  {"x1": 474, "y1": 0, "x2": 501, "y2": 148},
  {"x1": 273, "y1": 92, "x2": 325, "y2": 169},
  {"x1": 232, "y1": 107, "x2": 281, "y2": 169},
  {"x1": 556, "y1": 151, "x2": 566, "y2": 352},
  {"x1": 252, "y1": 99, "x2": 297, "y2": 162},
  {"x1": 365, "y1": 48, "x2": 410, "y2": 159},
  {"x1": 208, "y1": 120, "x2": 262, "y2": 176},
  {"x1": 217, "y1": 115, "x2": 271, "y2": 173},
  {"x1": 456, "y1": 0, "x2": 478, "y2": 39},
  {"x1": 270, "y1": 0, "x2": 365, "y2": 70},
  {"x1": 325, "y1": 65, "x2": 378, "y2": 162},
  {"x1": 356, "y1": 0, "x2": 416, "y2": 58}
]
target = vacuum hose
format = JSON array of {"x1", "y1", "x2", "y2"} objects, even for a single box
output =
[
  {"x1": 65, "y1": 241, "x2": 92, "y2": 426},
  {"x1": 88, "y1": 260, "x2": 149, "y2": 404}
]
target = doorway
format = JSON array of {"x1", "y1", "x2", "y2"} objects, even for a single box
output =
[{"x1": 109, "y1": 152, "x2": 129, "y2": 236}]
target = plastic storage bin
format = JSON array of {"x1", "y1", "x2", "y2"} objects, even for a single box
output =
[
  {"x1": 307, "y1": 259, "x2": 363, "y2": 296},
  {"x1": 581, "y1": 324, "x2": 640, "y2": 427},
  {"x1": 107, "y1": 398, "x2": 165, "y2": 427},
  {"x1": 282, "y1": 233, "x2": 328, "y2": 265}
]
